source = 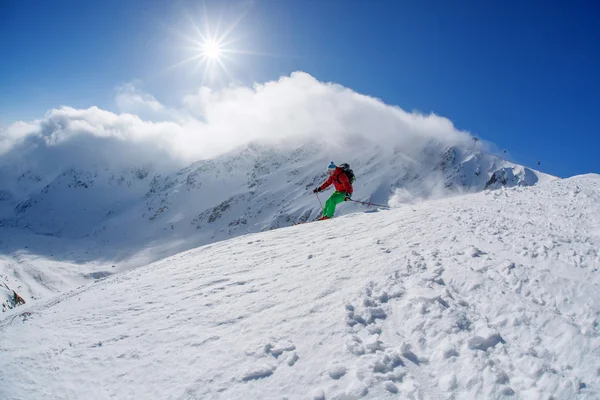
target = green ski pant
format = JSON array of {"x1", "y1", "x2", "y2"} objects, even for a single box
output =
[{"x1": 323, "y1": 191, "x2": 347, "y2": 218}]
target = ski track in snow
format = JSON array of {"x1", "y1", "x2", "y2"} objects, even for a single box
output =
[{"x1": 1, "y1": 175, "x2": 600, "y2": 399}]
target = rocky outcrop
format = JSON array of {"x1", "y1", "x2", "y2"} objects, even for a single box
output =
[
  {"x1": 1, "y1": 283, "x2": 26, "y2": 312},
  {"x1": 485, "y1": 167, "x2": 539, "y2": 190}
]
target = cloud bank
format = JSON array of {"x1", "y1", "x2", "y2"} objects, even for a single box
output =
[{"x1": 0, "y1": 72, "x2": 482, "y2": 178}]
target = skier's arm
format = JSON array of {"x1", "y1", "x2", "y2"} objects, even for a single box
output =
[{"x1": 317, "y1": 176, "x2": 333, "y2": 192}]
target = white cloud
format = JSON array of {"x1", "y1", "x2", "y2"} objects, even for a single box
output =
[
  {"x1": 115, "y1": 83, "x2": 165, "y2": 114},
  {"x1": 0, "y1": 120, "x2": 39, "y2": 154},
  {"x1": 0, "y1": 72, "x2": 483, "y2": 178}
]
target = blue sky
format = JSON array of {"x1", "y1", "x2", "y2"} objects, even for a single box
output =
[{"x1": 1, "y1": 0, "x2": 598, "y2": 177}]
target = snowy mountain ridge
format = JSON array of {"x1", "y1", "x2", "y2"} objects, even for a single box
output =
[
  {"x1": 1, "y1": 141, "x2": 548, "y2": 238},
  {"x1": 1, "y1": 174, "x2": 598, "y2": 399}
]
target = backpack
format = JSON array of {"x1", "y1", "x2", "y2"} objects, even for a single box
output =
[{"x1": 338, "y1": 163, "x2": 355, "y2": 184}]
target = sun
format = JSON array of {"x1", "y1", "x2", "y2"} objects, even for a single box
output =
[
  {"x1": 202, "y1": 39, "x2": 221, "y2": 60},
  {"x1": 170, "y1": 20, "x2": 237, "y2": 84},
  {"x1": 169, "y1": 6, "x2": 269, "y2": 85}
]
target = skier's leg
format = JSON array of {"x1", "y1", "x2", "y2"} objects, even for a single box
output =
[
  {"x1": 323, "y1": 191, "x2": 346, "y2": 218},
  {"x1": 323, "y1": 193, "x2": 335, "y2": 217}
]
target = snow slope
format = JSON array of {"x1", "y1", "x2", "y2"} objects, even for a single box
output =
[
  {"x1": 1, "y1": 174, "x2": 599, "y2": 399},
  {"x1": 0, "y1": 140, "x2": 553, "y2": 311},
  {"x1": 0, "y1": 227, "x2": 116, "y2": 312}
]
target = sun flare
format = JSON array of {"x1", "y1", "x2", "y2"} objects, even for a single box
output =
[
  {"x1": 169, "y1": 6, "x2": 269, "y2": 85},
  {"x1": 202, "y1": 40, "x2": 221, "y2": 60}
]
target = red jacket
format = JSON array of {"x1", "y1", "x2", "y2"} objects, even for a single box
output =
[{"x1": 319, "y1": 167, "x2": 353, "y2": 194}]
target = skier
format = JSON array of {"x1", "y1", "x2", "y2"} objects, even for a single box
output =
[{"x1": 312, "y1": 162, "x2": 353, "y2": 221}]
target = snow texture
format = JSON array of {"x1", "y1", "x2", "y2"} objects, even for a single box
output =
[{"x1": 1, "y1": 174, "x2": 599, "y2": 399}]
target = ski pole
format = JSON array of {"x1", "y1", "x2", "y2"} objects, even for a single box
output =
[
  {"x1": 349, "y1": 199, "x2": 390, "y2": 209},
  {"x1": 315, "y1": 192, "x2": 324, "y2": 213}
]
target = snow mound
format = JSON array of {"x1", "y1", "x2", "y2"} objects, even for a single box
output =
[{"x1": 1, "y1": 175, "x2": 599, "y2": 399}]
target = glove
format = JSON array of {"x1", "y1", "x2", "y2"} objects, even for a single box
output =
[
  {"x1": 313, "y1": 187, "x2": 321, "y2": 193},
  {"x1": 344, "y1": 193, "x2": 352, "y2": 201}
]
